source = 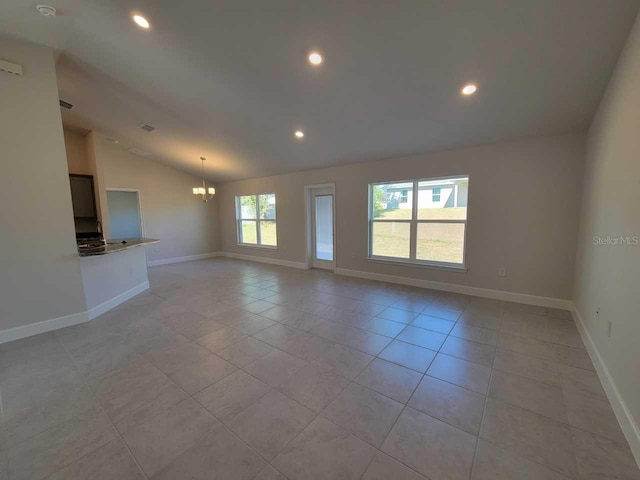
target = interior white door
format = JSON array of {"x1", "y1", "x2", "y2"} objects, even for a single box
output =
[{"x1": 311, "y1": 187, "x2": 335, "y2": 269}]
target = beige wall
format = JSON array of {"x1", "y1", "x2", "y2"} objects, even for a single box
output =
[
  {"x1": 0, "y1": 38, "x2": 87, "y2": 331},
  {"x1": 92, "y1": 137, "x2": 220, "y2": 262},
  {"x1": 219, "y1": 133, "x2": 585, "y2": 299},
  {"x1": 574, "y1": 12, "x2": 640, "y2": 449},
  {"x1": 64, "y1": 129, "x2": 91, "y2": 175}
]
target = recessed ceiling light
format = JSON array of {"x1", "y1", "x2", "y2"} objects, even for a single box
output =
[
  {"x1": 461, "y1": 83, "x2": 477, "y2": 95},
  {"x1": 133, "y1": 14, "x2": 150, "y2": 29},
  {"x1": 294, "y1": 130, "x2": 305, "y2": 139},
  {"x1": 308, "y1": 51, "x2": 323, "y2": 65}
]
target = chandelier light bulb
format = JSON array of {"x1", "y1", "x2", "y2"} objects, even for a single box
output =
[{"x1": 192, "y1": 157, "x2": 216, "y2": 202}]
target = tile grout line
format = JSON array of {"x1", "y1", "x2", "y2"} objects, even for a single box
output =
[
  {"x1": 357, "y1": 312, "x2": 461, "y2": 480},
  {"x1": 475, "y1": 432, "x2": 577, "y2": 479},
  {"x1": 177, "y1": 307, "x2": 412, "y2": 478},
  {"x1": 173, "y1": 334, "x2": 351, "y2": 477},
  {"x1": 4, "y1": 262, "x2": 603, "y2": 480},
  {"x1": 464, "y1": 323, "x2": 598, "y2": 479},
  {"x1": 246, "y1": 326, "x2": 495, "y2": 438},
  {"x1": 149, "y1": 298, "x2": 585, "y2": 457},
  {"x1": 466, "y1": 344, "x2": 497, "y2": 480},
  {"x1": 157, "y1": 370, "x2": 281, "y2": 479},
  {"x1": 52, "y1": 333, "x2": 150, "y2": 480},
  {"x1": 358, "y1": 371, "x2": 430, "y2": 479},
  {"x1": 260, "y1": 382, "x2": 351, "y2": 479}
]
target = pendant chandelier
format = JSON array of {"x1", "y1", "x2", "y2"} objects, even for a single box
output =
[{"x1": 193, "y1": 156, "x2": 215, "y2": 202}]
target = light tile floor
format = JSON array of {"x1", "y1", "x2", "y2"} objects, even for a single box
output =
[{"x1": 1, "y1": 258, "x2": 639, "y2": 480}]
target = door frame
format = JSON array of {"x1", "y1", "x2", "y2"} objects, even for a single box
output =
[
  {"x1": 105, "y1": 187, "x2": 145, "y2": 239},
  {"x1": 304, "y1": 183, "x2": 336, "y2": 271}
]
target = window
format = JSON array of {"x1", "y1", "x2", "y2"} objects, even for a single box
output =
[
  {"x1": 236, "y1": 193, "x2": 277, "y2": 247},
  {"x1": 400, "y1": 189, "x2": 408, "y2": 203},
  {"x1": 369, "y1": 176, "x2": 469, "y2": 268}
]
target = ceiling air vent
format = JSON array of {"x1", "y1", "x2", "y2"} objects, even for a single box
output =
[
  {"x1": 59, "y1": 99, "x2": 74, "y2": 110},
  {"x1": 138, "y1": 123, "x2": 156, "y2": 133},
  {"x1": 0, "y1": 59, "x2": 23, "y2": 76},
  {"x1": 127, "y1": 147, "x2": 151, "y2": 157}
]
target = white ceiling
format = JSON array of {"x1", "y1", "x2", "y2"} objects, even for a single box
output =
[{"x1": 1, "y1": 0, "x2": 638, "y2": 182}]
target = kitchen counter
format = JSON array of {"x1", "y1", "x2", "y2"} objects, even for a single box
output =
[{"x1": 78, "y1": 238, "x2": 159, "y2": 257}]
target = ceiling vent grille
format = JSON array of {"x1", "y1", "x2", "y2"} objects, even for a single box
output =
[
  {"x1": 127, "y1": 147, "x2": 151, "y2": 157},
  {"x1": 138, "y1": 123, "x2": 156, "y2": 133},
  {"x1": 0, "y1": 59, "x2": 23, "y2": 76},
  {"x1": 59, "y1": 99, "x2": 74, "y2": 110}
]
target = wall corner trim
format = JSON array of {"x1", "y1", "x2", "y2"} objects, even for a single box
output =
[
  {"x1": 220, "y1": 252, "x2": 309, "y2": 269},
  {"x1": 335, "y1": 267, "x2": 572, "y2": 309},
  {"x1": 147, "y1": 252, "x2": 221, "y2": 267},
  {"x1": 571, "y1": 304, "x2": 640, "y2": 467}
]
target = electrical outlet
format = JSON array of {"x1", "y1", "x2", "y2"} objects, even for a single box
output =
[{"x1": 498, "y1": 268, "x2": 507, "y2": 277}]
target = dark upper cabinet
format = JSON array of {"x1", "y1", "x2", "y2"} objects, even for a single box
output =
[{"x1": 69, "y1": 174, "x2": 97, "y2": 219}]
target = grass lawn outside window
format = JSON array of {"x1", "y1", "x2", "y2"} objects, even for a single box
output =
[
  {"x1": 369, "y1": 177, "x2": 469, "y2": 268},
  {"x1": 236, "y1": 193, "x2": 277, "y2": 248}
]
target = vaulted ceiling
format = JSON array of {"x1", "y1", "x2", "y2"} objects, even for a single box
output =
[{"x1": 1, "y1": 0, "x2": 638, "y2": 181}]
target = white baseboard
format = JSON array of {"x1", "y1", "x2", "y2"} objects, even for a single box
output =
[
  {"x1": 201, "y1": 255, "x2": 568, "y2": 308},
  {"x1": 335, "y1": 267, "x2": 572, "y2": 310},
  {"x1": 571, "y1": 304, "x2": 640, "y2": 466},
  {"x1": 147, "y1": 252, "x2": 221, "y2": 267},
  {"x1": 87, "y1": 281, "x2": 150, "y2": 320},
  {"x1": 221, "y1": 252, "x2": 308, "y2": 270},
  {"x1": 0, "y1": 311, "x2": 89, "y2": 345},
  {"x1": 0, "y1": 281, "x2": 151, "y2": 345}
]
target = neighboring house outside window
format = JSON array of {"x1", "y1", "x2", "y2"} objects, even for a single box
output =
[
  {"x1": 235, "y1": 193, "x2": 277, "y2": 247},
  {"x1": 369, "y1": 176, "x2": 469, "y2": 267}
]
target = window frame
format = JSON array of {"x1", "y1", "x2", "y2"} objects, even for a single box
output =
[
  {"x1": 367, "y1": 175, "x2": 469, "y2": 271},
  {"x1": 235, "y1": 192, "x2": 278, "y2": 249}
]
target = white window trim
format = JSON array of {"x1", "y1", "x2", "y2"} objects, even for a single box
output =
[
  {"x1": 236, "y1": 193, "x2": 278, "y2": 249},
  {"x1": 367, "y1": 175, "x2": 469, "y2": 271}
]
